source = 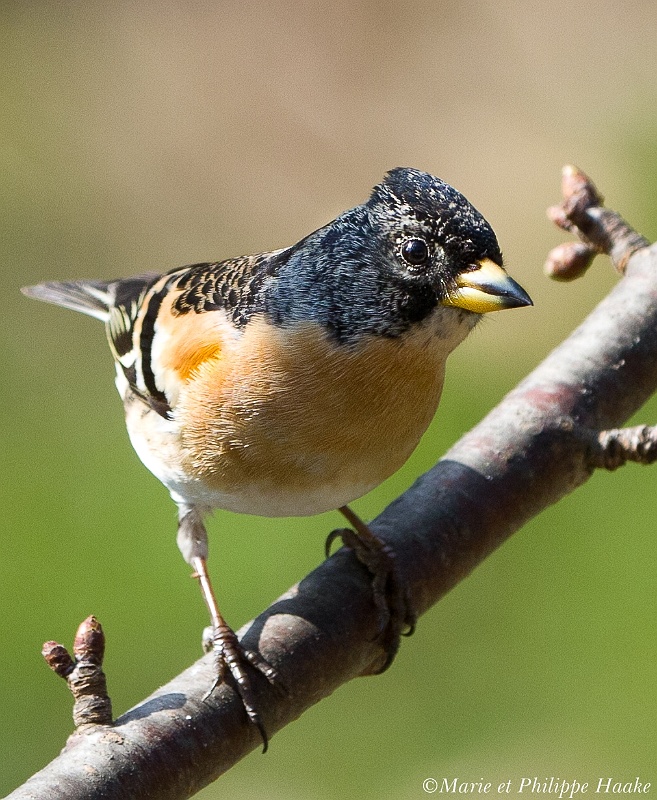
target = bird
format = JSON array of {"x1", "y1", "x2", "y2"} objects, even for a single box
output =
[{"x1": 22, "y1": 167, "x2": 532, "y2": 749}]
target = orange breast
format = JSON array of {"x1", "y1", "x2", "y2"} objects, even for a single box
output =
[
  {"x1": 168, "y1": 312, "x2": 468, "y2": 515},
  {"x1": 151, "y1": 293, "x2": 235, "y2": 406}
]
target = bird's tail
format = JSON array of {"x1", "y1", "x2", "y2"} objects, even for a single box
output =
[
  {"x1": 21, "y1": 273, "x2": 160, "y2": 323},
  {"x1": 21, "y1": 280, "x2": 114, "y2": 322}
]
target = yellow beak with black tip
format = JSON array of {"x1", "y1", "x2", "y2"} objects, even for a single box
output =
[{"x1": 442, "y1": 258, "x2": 533, "y2": 313}]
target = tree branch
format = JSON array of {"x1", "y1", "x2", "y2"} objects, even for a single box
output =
[
  {"x1": 41, "y1": 616, "x2": 113, "y2": 729},
  {"x1": 8, "y1": 168, "x2": 657, "y2": 800}
]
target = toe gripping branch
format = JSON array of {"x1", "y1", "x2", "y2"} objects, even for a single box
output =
[
  {"x1": 546, "y1": 165, "x2": 657, "y2": 472},
  {"x1": 179, "y1": 507, "x2": 276, "y2": 752},
  {"x1": 191, "y1": 555, "x2": 277, "y2": 753},
  {"x1": 326, "y1": 506, "x2": 417, "y2": 674}
]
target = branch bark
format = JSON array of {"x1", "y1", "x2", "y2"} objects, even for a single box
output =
[{"x1": 8, "y1": 168, "x2": 657, "y2": 800}]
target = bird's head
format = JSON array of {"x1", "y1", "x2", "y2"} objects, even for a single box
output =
[
  {"x1": 364, "y1": 167, "x2": 532, "y2": 318},
  {"x1": 267, "y1": 167, "x2": 531, "y2": 343}
]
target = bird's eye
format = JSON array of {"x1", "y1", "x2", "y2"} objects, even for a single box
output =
[{"x1": 400, "y1": 238, "x2": 430, "y2": 267}]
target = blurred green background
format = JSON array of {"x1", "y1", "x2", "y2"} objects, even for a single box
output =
[{"x1": 2, "y1": 1, "x2": 657, "y2": 797}]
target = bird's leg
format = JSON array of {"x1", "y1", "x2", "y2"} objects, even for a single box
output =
[
  {"x1": 326, "y1": 505, "x2": 416, "y2": 673},
  {"x1": 177, "y1": 507, "x2": 276, "y2": 751}
]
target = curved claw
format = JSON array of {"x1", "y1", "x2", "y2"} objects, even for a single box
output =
[
  {"x1": 324, "y1": 527, "x2": 347, "y2": 558},
  {"x1": 190, "y1": 550, "x2": 275, "y2": 753},
  {"x1": 205, "y1": 624, "x2": 278, "y2": 754},
  {"x1": 327, "y1": 508, "x2": 418, "y2": 674}
]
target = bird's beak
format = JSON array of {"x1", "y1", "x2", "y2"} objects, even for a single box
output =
[{"x1": 442, "y1": 258, "x2": 533, "y2": 313}]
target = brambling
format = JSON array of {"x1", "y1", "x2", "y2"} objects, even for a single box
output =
[{"x1": 23, "y1": 167, "x2": 531, "y2": 748}]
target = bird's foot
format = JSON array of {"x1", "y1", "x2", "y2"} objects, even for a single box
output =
[
  {"x1": 183, "y1": 516, "x2": 277, "y2": 751},
  {"x1": 326, "y1": 506, "x2": 416, "y2": 673},
  {"x1": 202, "y1": 622, "x2": 278, "y2": 752}
]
